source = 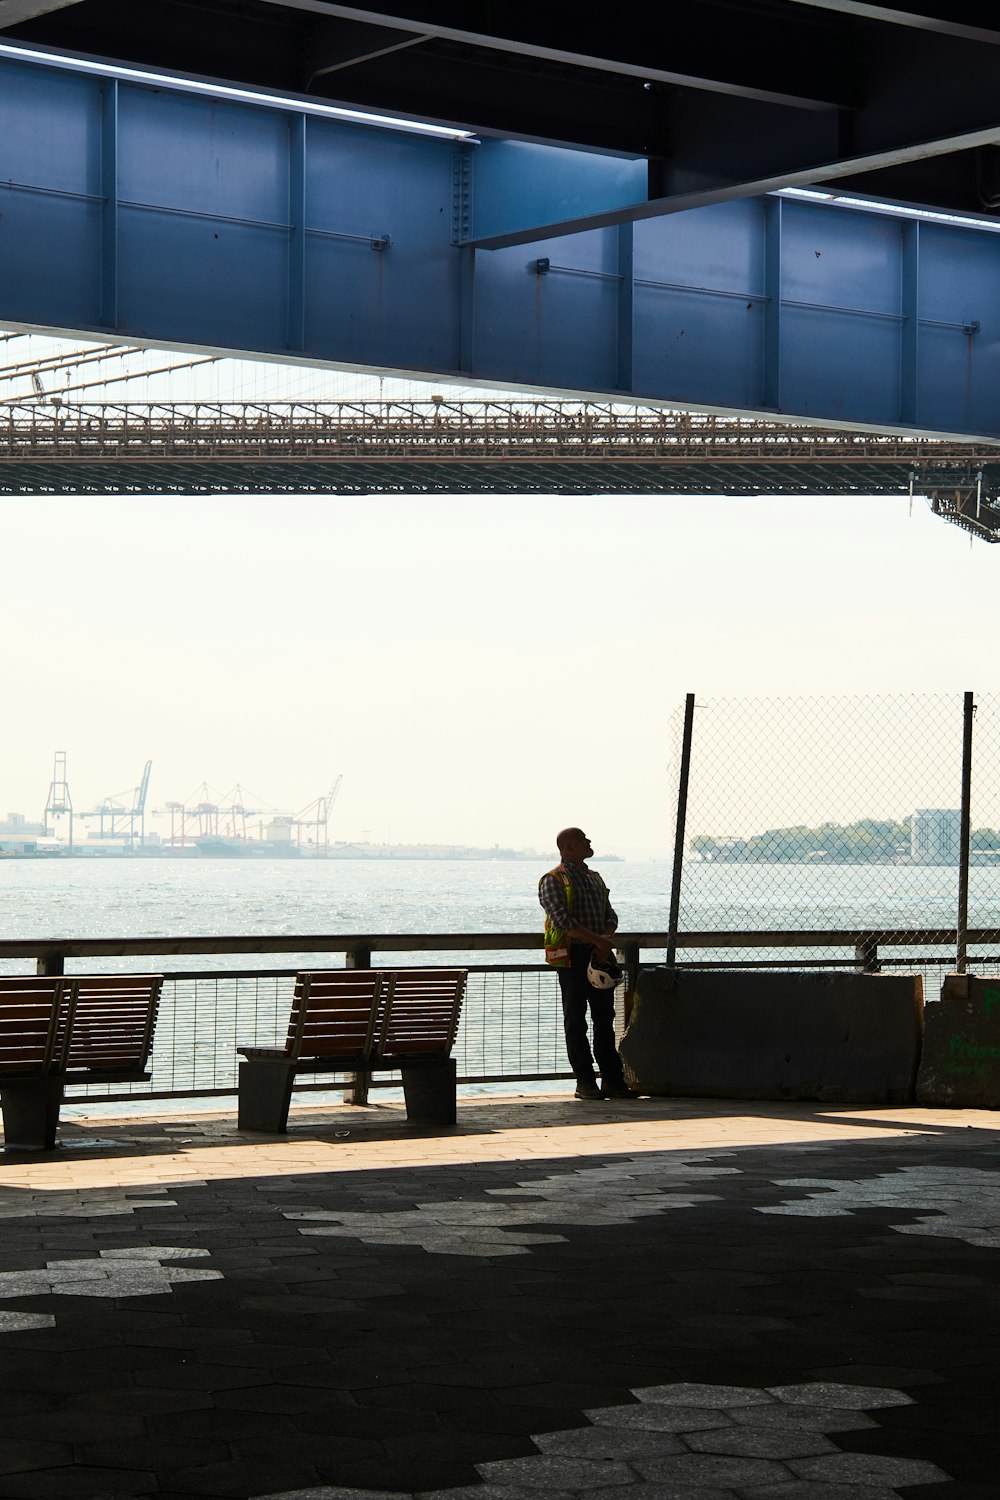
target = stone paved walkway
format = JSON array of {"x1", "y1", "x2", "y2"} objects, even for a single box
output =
[{"x1": 1, "y1": 1093, "x2": 999, "y2": 1499}]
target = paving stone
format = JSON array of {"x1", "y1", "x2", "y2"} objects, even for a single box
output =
[
  {"x1": 163, "y1": 1459, "x2": 323, "y2": 1497},
  {"x1": 787, "y1": 1450, "x2": 951, "y2": 1483},
  {"x1": 740, "y1": 1480, "x2": 904, "y2": 1498},
  {"x1": 317, "y1": 1460, "x2": 476, "y2": 1493},
  {"x1": 0, "y1": 1413, "x2": 145, "y2": 1446},
  {"x1": 419, "y1": 1488, "x2": 581, "y2": 1500},
  {"x1": 148, "y1": 1407, "x2": 303, "y2": 1443},
  {"x1": 766, "y1": 1379, "x2": 915, "y2": 1408},
  {"x1": 0, "y1": 1441, "x2": 72, "y2": 1478},
  {"x1": 582, "y1": 1489, "x2": 741, "y2": 1500},
  {"x1": 726, "y1": 1401, "x2": 877, "y2": 1432},
  {"x1": 212, "y1": 1384, "x2": 357, "y2": 1414},
  {"x1": 257, "y1": 1490, "x2": 411, "y2": 1500},
  {"x1": 630, "y1": 1453, "x2": 792, "y2": 1485},
  {"x1": 633, "y1": 1383, "x2": 776, "y2": 1409},
  {"x1": 0, "y1": 1464, "x2": 158, "y2": 1497},
  {"x1": 583, "y1": 1404, "x2": 733, "y2": 1434},
  {"x1": 74, "y1": 1438, "x2": 231, "y2": 1470},
  {"x1": 62, "y1": 1387, "x2": 215, "y2": 1418},
  {"x1": 533, "y1": 1426, "x2": 685, "y2": 1458},
  {"x1": 476, "y1": 1454, "x2": 637, "y2": 1487},
  {"x1": 681, "y1": 1424, "x2": 836, "y2": 1459},
  {"x1": 132, "y1": 1362, "x2": 271, "y2": 1392},
  {"x1": 377, "y1": 1433, "x2": 530, "y2": 1466}
]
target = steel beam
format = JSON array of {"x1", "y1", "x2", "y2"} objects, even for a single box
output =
[
  {"x1": 4, "y1": 48, "x2": 1000, "y2": 438},
  {"x1": 0, "y1": 1, "x2": 82, "y2": 26},
  {"x1": 262, "y1": 0, "x2": 847, "y2": 110},
  {"x1": 465, "y1": 127, "x2": 1000, "y2": 250},
  {"x1": 783, "y1": 2, "x2": 1000, "y2": 43}
]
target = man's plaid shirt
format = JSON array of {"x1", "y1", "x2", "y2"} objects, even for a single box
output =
[{"x1": 538, "y1": 861, "x2": 618, "y2": 938}]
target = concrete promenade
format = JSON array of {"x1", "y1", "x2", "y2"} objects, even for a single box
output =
[{"x1": 0, "y1": 1093, "x2": 998, "y2": 1499}]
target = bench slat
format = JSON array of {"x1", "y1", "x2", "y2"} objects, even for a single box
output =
[
  {"x1": 377, "y1": 969, "x2": 465, "y2": 1061},
  {"x1": 279, "y1": 971, "x2": 385, "y2": 1063},
  {"x1": 60, "y1": 975, "x2": 162, "y2": 1072},
  {"x1": 0, "y1": 978, "x2": 66, "y2": 1078}
]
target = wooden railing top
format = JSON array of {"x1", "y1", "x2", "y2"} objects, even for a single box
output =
[{"x1": 0, "y1": 928, "x2": 986, "y2": 962}]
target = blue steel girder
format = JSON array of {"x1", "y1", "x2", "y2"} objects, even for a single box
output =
[{"x1": 3, "y1": 49, "x2": 1000, "y2": 439}]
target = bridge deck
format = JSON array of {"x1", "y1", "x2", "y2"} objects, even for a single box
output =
[{"x1": 3, "y1": 400, "x2": 999, "y2": 536}]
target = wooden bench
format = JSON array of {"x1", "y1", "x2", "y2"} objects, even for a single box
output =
[
  {"x1": 0, "y1": 974, "x2": 163, "y2": 1150},
  {"x1": 237, "y1": 968, "x2": 466, "y2": 1133}
]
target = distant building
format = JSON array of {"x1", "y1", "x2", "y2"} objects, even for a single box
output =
[
  {"x1": 0, "y1": 812, "x2": 45, "y2": 835},
  {"x1": 910, "y1": 808, "x2": 962, "y2": 864},
  {"x1": 264, "y1": 816, "x2": 294, "y2": 845},
  {"x1": 0, "y1": 811, "x2": 56, "y2": 855}
]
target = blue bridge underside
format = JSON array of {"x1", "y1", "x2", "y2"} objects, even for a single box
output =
[{"x1": 3, "y1": 51, "x2": 1000, "y2": 440}]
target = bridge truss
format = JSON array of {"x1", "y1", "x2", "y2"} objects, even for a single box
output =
[{"x1": 1, "y1": 400, "x2": 999, "y2": 542}]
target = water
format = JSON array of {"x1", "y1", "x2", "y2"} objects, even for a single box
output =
[
  {"x1": 1, "y1": 854, "x2": 996, "y2": 949},
  {"x1": 0, "y1": 857, "x2": 673, "y2": 966}
]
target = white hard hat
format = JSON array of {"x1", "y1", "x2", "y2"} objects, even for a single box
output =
[{"x1": 587, "y1": 953, "x2": 624, "y2": 990}]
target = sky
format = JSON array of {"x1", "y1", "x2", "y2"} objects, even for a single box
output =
[{"x1": 2, "y1": 338, "x2": 999, "y2": 860}]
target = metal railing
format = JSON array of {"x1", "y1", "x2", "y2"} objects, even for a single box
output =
[
  {"x1": 0, "y1": 399, "x2": 991, "y2": 462},
  {"x1": 0, "y1": 928, "x2": 990, "y2": 1104}
]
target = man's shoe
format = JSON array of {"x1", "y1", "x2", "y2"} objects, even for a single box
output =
[
  {"x1": 574, "y1": 1081, "x2": 603, "y2": 1101},
  {"x1": 602, "y1": 1082, "x2": 638, "y2": 1099}
]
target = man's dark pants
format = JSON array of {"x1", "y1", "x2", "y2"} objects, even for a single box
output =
[{"x1": 556, "y1": 942, "x2": 626, "y2": 1089}]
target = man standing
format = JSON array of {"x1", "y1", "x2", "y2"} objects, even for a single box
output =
[{"x1": 538, "y1": 828, "x2": 632, "y2": 1100}]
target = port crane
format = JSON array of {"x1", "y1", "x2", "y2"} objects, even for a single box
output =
[
  {"x1": 43, "y1": 750, "x2": 73, "y2": 848},
  {"x1": 156, "y1": 783, "x2": 265, "y2": 847},
  {"x1": 78, "y1": 761, "x2": 153, "y2": 847},
  {"x1": 293, "y1": 776, "x2": 343, "y2": 850}
]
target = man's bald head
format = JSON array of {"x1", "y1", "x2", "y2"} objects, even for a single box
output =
[{"x1": 557, "y1": 827, "x2": 593, "y2": 863}]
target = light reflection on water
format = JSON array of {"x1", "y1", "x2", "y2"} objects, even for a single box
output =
[
  {"x1": 2, "y1": 854, "x2": 988, "y2": 949},
  {"x1": 1, "y1": 856, "x2": 997, "y2": 977}
]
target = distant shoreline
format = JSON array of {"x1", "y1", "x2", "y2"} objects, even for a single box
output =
[{"x1": 0, "y1": 843, "x2": 626, "y2": 863}]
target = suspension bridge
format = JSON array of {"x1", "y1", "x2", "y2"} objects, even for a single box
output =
[{"x1": 2, "y1": 398, "x2": 999, "y2": 541}]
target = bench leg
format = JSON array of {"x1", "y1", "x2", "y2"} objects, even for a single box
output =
[
  {"x1": 401, "y1": 1059, "x2": 457, "y2": 1126},
  {"x1": 1, "y1": 1079, "x2": 66, "y2": 1151},
  {"x1": 344, "y1": 1068, "x2": 371, "y2": 1106},
  {"x1": 238, "y1": 1060, "x2": 296, "y2": 1133}
]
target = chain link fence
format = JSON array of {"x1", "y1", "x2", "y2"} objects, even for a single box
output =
[{"x1": 667, "y1": 692, "x2": 1000, "y2": 994}]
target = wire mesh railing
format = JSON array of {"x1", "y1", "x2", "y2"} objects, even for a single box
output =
[
  {"x1": 61, "y1": 962, "x2": 570, "y2": 1102},
  {"x1": 669, "y1": 692, "x2": 1000, "y2": 973}
]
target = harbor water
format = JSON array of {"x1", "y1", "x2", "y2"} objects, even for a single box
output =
[{"x1": 2, "y1": 854, "x2": 995, "y2": 950}]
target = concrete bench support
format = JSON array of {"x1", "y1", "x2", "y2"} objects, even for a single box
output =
[
  {"x1": 0, "y1": 1078, "x2": 66, "y2": 1152},
  {"x1": 400, "y1": 1059, "x2": 458, "y2": 1125},
  {"x1": 917, "y1": 973, "x2": 1000, "y2": 1107},
  {"x1": 238, "y1": 1059, "x2": 298, "y2": 1133},
  {"x1": 619, "y1": 968, "x2": 924, "y2": 1105}
]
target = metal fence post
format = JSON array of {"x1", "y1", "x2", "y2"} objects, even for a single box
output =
[
  {"x1": 855, "y1": 936, "x2": 880, "y2": 973},
  {"x1": 619, "y1": 940, "x2": 641, "y2": 1030},
  {"x1": 957, "y1": 690, "x2": 975, "y2": 975},
  {"x1": 345, "y1": 942, "x2": 373, "y2": 1105},
  {"x1": 666, "y1": 694, "x2": 696, "y2": 968}
]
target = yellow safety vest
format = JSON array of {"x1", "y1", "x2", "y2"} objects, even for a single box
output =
[{"x1": 540, "y1": 863, "x2": 608, "y2": 967}]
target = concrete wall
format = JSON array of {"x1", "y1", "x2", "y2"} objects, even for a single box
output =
[
  {"x1": 916, "y1": 974, "x2": 1000, "y2": 1107},
  {"x1": 619, "y1": 968, "x2": 924, "y2": 1105}
]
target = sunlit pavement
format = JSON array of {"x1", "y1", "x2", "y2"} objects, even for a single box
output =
[{"x1": 0, "y1": 1093, "x2": 998, "y2": 1499}]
